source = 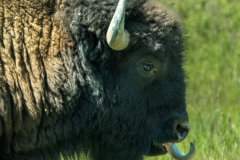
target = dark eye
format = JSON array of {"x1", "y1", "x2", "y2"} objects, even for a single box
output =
[{"x1": 143, "y1": 64, "x2": 152, "y2": 71}]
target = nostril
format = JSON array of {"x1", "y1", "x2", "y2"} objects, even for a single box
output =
[
  {"x1": 175, "y1": 123, "x2": 190, "y2": 142},
  {"x1": 176, "y1": 124, "x2": 187, "y2": 135}
]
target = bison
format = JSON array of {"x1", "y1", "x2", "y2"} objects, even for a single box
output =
[{"x1": 0, "y1": 0, "x2": 195, "y2": 159}]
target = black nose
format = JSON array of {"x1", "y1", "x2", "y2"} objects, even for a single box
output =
[{"x1": 174, "y1": 120, "x2": 190, "y2": 142}]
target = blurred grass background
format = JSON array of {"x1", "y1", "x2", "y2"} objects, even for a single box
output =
[{"x1": 147, "y1": 0, "x2": 240, "y2": 159}]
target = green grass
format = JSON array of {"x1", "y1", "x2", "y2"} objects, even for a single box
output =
[
  {"x1": 147, "y1": 0, "x2": 240, "y2": 159},
  {"x1": 63, "y1": 0, "x2": 240, "y2": 159}
]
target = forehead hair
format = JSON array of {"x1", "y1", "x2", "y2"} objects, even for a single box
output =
[{"x1": 54, "y1": 0, "x2": 184, "y2": 63}]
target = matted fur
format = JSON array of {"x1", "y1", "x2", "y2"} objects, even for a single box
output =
[{"x1": 0, "y1": 0, "x2": 185, "y2": 160}]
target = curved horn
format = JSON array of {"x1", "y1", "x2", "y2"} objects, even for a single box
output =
[
  {"x1": 106, "y1": 0, "x2": 130, "y2": 51},
  {"x1": 164, "y1": 142, "x2": 195, "y2": 160}
]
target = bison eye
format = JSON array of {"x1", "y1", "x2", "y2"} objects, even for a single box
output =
[{"x1": 143, "y1": 64, "x2": 152, "y2": 71}]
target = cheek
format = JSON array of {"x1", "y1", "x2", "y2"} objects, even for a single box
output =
[
  {"x1": 130, "y1": 67, "x2": 154, "y2": 88},
  {"x1": 115, "y1": 68, "x2": 144, "y2": 89},
  {"x1": 135, "y1": 75, "x2": 154, "y2": 88}
]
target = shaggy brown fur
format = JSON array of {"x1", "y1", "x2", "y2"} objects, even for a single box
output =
[{"x1": 0, "y1": 0, "x2": 185, "y2": 160}]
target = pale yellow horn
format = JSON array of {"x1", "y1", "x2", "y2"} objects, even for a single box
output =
[{"x1": 106, "y1": 0, "x2": 130, "y2": 51}]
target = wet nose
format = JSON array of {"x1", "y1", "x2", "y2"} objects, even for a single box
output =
[{"x1": 174, "y1": 120, "x2": 190, "y2": 142}]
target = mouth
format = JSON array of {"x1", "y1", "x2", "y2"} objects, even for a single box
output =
[
  {"x1": 146, "y1": 141, "x2": 195, "y2": 160},
  {"x1": 146, "y1": 141, "x2": 168, "y2": 156}
]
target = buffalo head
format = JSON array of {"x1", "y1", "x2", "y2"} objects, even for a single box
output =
[{"x1": 82, "y1": 0, "x2": 195, "y2": 159}]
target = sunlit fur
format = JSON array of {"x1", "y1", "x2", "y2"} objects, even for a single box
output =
[{"x1": 0, "y1": 0, "x2": 186, "y2": 160}]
